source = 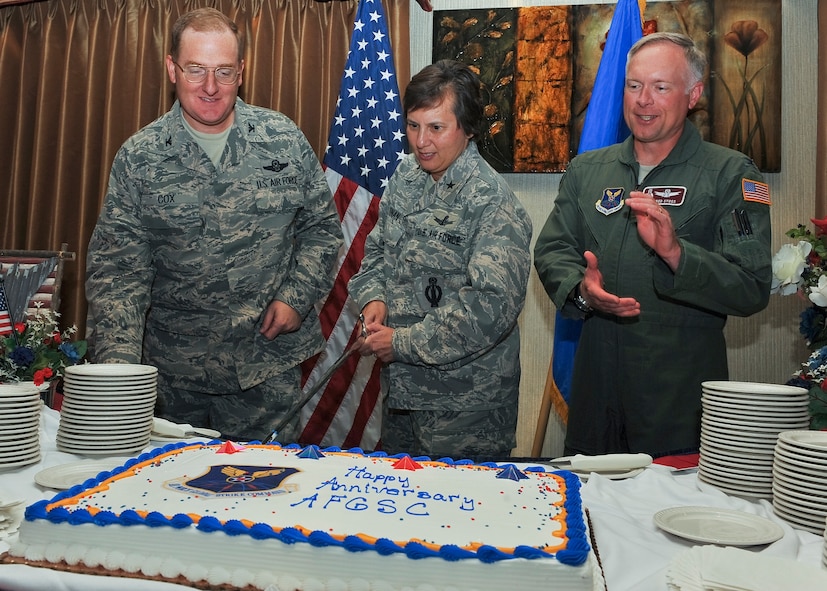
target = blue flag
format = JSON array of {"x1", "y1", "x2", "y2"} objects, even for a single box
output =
[{"x1": 552, "y1": 0, "x2": 643, "y2": 421}]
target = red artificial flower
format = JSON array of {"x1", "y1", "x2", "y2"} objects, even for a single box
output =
[
  {"x1": 33, "y1": 367, "x2": 54, "y2": 386},
  {"x1": 14, "y1": 323, "x2": 25, "y2": 334},
  {"x1": 811, "y1": 217, "x2": 827, "y2": 236},
  {"x1": 52, "y1": 331, "x2": 62, "y2": 344}
]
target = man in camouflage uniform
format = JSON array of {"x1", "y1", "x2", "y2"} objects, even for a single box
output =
[
  {"x1": 86, "y1": 8, "x2": 342, "y2": 443},
  {"x1": 348, "y1": 61, "x2": 532, "y2": 459}
]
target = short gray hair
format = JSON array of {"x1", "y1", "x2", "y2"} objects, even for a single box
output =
[{"x1": 627, "y1": 32, "x2": 706, "y2": 91}]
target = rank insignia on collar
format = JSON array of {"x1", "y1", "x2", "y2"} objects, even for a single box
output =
[
  {"x1": 644, "y1": 186, "x2": 686, "y2": 206},
  {"x1": 595, "y1": 187, "x2": 625, "y2": 215}
]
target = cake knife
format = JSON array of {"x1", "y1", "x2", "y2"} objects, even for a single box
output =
[
  {"x1": 263, "y1": 315, "x2": 367, "y2": 444},
  {"x1": 549, "y1": 453, "x2": 653, "y2": 472}
]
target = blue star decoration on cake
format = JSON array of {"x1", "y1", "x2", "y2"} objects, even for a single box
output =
[
  {"x1": 495, "y1": 464, "x2": 528, "y2": 481},
  {"x1": 297, "y1": 445, "x2": 325, "y2": 459}
]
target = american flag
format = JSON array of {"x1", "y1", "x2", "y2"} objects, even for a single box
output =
[
  {"x1": 742, "y1": 179, "x2": 771, "y2": 205},
  {"x1": 298, "y1": 0, "x2": 406, "y2": 450},
  {"x1": 0, "y1": 280, "x2": 12, "y2": 337}
]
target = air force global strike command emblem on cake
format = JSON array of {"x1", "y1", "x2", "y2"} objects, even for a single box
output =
[
  {"x1": 5, "y1": 442, "x2": 605, "y2": 591},
  {"x1": 167, "y1": 465, "x2": 301, "y2": 497}
]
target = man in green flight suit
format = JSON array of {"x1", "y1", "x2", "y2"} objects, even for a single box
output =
[{"x1": 534, "y1": 32, "x2": 772, "y2": 458}]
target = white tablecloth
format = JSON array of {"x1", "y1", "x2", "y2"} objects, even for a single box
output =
[{"x1": 0, "y1": 407, "x2": 823, "y2": 591}]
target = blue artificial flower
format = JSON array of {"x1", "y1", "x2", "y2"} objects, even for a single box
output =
[
  {"x1": 799, "y1": 306, "x2": 819, "y2": 340},
  {"x1": 8, "y1": 346, "x2": 35, "y2": 367},
  {"x1": 59, "y1": 342, "x2": 81, "y2": 363}
]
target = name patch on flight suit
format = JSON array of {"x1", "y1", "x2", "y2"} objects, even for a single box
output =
[
  {"x1": 595, "y1": 187, "x2": 625, "y2": 215},
  {"x1": 644, "y1": 186, "x2": 686, "y2": 206}
]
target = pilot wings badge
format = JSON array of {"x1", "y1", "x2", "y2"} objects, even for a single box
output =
[{"x1": 595, "y1": 187, "x2": 625, "y2": 216}]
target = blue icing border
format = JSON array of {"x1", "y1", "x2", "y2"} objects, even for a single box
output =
[{"x1": 29, "y1": 443, "x2": 591, "y2": 566}]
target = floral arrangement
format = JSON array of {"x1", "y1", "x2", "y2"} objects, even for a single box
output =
[
  {"x1": 0, "y1": 304, "x2": 87, "y2": 386},
  {"x1": 771, "y1": 218, "x2": 827, "y2": 429}
]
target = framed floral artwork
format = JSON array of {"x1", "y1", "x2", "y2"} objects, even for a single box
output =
[{"x1": 432, "y1": 0, "x2": 781, "y2": 173}]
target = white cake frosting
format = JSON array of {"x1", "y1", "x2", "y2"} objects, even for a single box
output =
[{"x1": 9, "y1": 442, "x2": 603, "y2": 590}]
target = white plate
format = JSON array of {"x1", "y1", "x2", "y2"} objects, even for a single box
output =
[
  {"x1": 701, "y1": 394, "x2": 809, "y2": 410},
  {"x1": 700, "y1": 436, "x2": 775, "y2": 456},
  {"x1": 698, "y1": 466, "x2": 773, "y2": 491},
  {"x1": 773, "y1": 483, "x2": 827, "y2": 513},
  {"x1": 772, "y1": 480, "x2": 827, "y2": 506},
  {"x1": 654, "y1": 506, "x2": 784, "y2": 545},
  {"x1": 700, "y1": 424, "x2": 781, "y2": 441},
  {"x1": 778, "y1": 431, "x2": 827, "y2": 454},
  {"x1": 775, "y1": 442, "x2": 827, "y2": 466},
  {"x1": 61, "y1": 397, "x2": 156, "y2": 411},
  {"x1": 700, "y1": 441, "x2": 775, "y2": 460},
  {"x1": 0, "y1": 398, "x2": 43, "y2": 409},
  {"x1": 65, "y1": 364, "x2": 158, "y2": 378},
  {"x1": 59, "y1": 407, "x2": 155, "y2": 422},
  {"x1": 570, "y1": 467, "x2": 645, "y2": 481},
  {"x1": 771, "y1": 502, "x2": 826, "y2": 535},
  {"x1": 0, "y1": 384, "x2": 41, "y2": 397},
  {"x1": 772, "y1": 466, "x2": 827, "y2": 491},
  {"x1": 56, "y1": 440, "x2": 148, "y2": 457},
  {"x1": 702, "y1": 381, "x2": 809, "y2": 396},
  {"x1": 0, "y1": 452, "x2": 41, "y2": 470},
  {"x1": 62, "y1": 388, "x2": 157, "y2": 399},
  {"x1": 698, "y1": 451, "x2": 773, "y2": 473},
  {"x1": 0, "y1": 410, "x2": 41, "y2": 422},
  {"x1": 697, "y1": 472, "x2": 773, "y2": 499},
  {"x1": 702, "y1": 415, "x2": 809, "y2": 432},
  {"x1": 34, "y1": 459, "x2": 123, "y2": 490},
  {"x1": 701, "y1": 399, "x2": 810, "y2": 417},
  {"x1": 774, "y1": 446, "x2": 827, "y2": 470}
]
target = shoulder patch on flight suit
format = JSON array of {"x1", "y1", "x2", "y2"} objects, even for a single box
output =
[{"x1": 742, "y1": 179, "x2": 771, "y2": 205}]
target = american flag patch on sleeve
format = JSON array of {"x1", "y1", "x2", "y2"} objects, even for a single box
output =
[{"x1": 742, "y1": 179, "x2": 771, "y2": 205}]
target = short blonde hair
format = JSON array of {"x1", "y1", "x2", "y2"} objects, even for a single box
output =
[{"x1": 170, "y1": 8, "x2": 245, "y2": 63}]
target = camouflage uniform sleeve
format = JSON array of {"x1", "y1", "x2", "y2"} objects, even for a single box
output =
[
  {"x1": 85, "y1": 145, "x2": 154, "y2": 363},
  {"x1": 272, "y1": 130, "x2": 342, "y2": 316},
  {"x1": 394, "y1": 193, "x2": 533, "y2": 368}
]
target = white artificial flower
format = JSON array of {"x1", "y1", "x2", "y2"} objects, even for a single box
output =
[
  {"x1": 809, "y1": 274, "x2": 827, "y2": 307},
  {"x1": 771, "y1": 241, "x2": 812, "y2": 295}
]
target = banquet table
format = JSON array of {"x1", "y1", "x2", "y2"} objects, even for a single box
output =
[{"x1": 0, "y1": 406, "x2": 824, "y2": 591}]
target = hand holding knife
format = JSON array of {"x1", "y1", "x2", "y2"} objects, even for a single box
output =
[{"x1": 263, "y1": 314, "x2": 368, "y2": 444}]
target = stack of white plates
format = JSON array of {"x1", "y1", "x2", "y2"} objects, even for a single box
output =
[
  {"x1": 699, "y1": 381, "x2": 809, "y2": 500},
  {"x1": 57, "y1": 364, "x2": 157, "y2": 456},
  {"x1": 0, "y1": 383, "x2": 42, "y2": 469},
  {"x1": 823, "y1": 516, "x2": 827, "y2": 569},
  {"x1": 772, "y1": 430, "x2": 827, "y2": 535}
]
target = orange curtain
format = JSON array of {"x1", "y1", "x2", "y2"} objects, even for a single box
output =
[{"x1": 0, "y1": 0, "x2": 410, "y2": 335}]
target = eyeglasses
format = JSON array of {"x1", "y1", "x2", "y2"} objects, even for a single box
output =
[{"x1": 173, "y1": 62, "x2": 240, "y2": 85}]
